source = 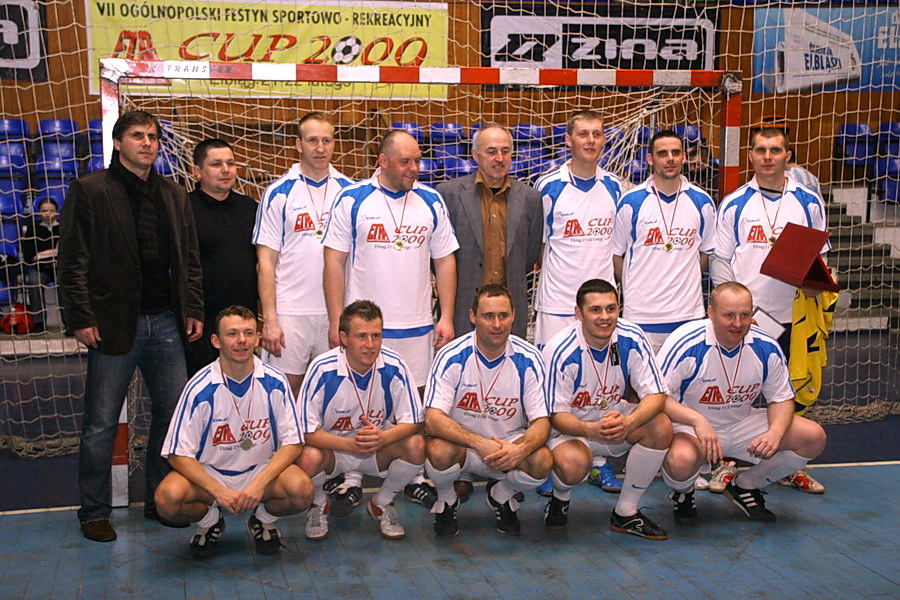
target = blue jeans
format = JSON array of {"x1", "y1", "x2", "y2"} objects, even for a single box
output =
[{"x1": 77, "y1": 311, "x2": 187, "y2": 523}]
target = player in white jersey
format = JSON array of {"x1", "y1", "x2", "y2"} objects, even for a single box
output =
[
  {"x1": 297, "y1": 300, "x2": 424, "y2": 540},
  {"x1": 543, "y1": 278, "x2": 672, "y2": 540},
  {"x1": 424, "y1": 284, "x2": 552, "y2": 537},
  {"x1": 711, "y1": 128, "x2": 829, "y2": 339},
  {"x1": 534, "y1": 111, "x2": 623, "y2": 349},
  {"x1": 322, "y1": 130, "x2": 459, "y2": 386},
  {"x1": 658, "y1": 282, "x2": 826, "y2": 523},
  {"x1": 156, "y1": 306, "x2": 312, "y2": 558},
  {"x1": 613, "y1": 130, "x2": 716, "y2": 353},
  {"x1": 253, "y1": 112, "x2": 353, "y2": 398}
]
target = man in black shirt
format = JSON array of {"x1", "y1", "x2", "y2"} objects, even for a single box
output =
[
  {"x1": 186, "y1": 139, "x2": 258, "y2": 375},
  {"x1": 20, "y1": 197, "x2": 61, "y2": 331}
]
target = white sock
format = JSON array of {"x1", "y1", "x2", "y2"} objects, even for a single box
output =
[
  {"x1": 312, "y1": 472, "x2": 328, "y2": 507},
  {"x1": 593, "y1": 456, "x2": 608, "y2": 468},
  {"x1": 550, "y1": 470, "x2": 574, "y2": 502},
  {"x1": 197, "y1": 505, "x2": 220, "y2": 528},
  {"x1": 616, "y1": 444, "x2": 666, "y2": 516},
  {"x1": 737, "y1": 450, "x2": 809, "y2": 489},
  {"x1": 425, "y1": 459, "x2": 461, "y2": 511},
  {"x1": 343, "y1": 471, "x2": 363, "y2": 488},
  {"x1": 411, "y1": 469, "x2": 428, "y2": 485},
  {"x1": 661, "y1": 466, "x2": 698, "y2": 494},
  {"x1": 457, "y1": 472, "x2": 474, "y2": 483},
  {"x1": 373, "y1": 459, "x2": 421, "y2": 508},
  {"x1": 254, "y1": 503, "x2": 277, "y2": 524},
  {"x1": 491, "y1": 469, "x2": 544, "y2": 506}
]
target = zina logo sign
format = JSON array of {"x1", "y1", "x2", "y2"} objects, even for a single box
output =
[
  {"x1": 775, "y1": 9, "x2": 861, "y2": 93},
  {"x1": 488, "y1": 15, "x2": 714, "y2": 70},
  {"x1": 0, "y1": 0, "x2": 42, "y2": 70}
]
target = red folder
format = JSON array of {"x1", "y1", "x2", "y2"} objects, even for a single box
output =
[{"x1": 760, "y1": 222, "x2": 840, "y2": 292}]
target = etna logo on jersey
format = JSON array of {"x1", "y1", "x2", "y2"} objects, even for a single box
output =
[
  {"x1": 746, "y1": 224, "x2": 768, "y2": 244},
  {"x1": 572, "y1": 391, "x2": 592, "y2": 408},
  {"x1": 367, "y1": 223, "x2": 390, "y2": 243},
  {"x1": 331, "y1": 416, "x2": 354, "y2": 431},
  {"x1": 644, "y1": 227, "x2": 665, "y2": 245},
  {"x1": 564, "y1": 219, "x2": 585, "y2": 237},
  {"x1": 212, "y1": 424, "x2": 238, "y2": 445},
  {"x1": 457, "y1": 392, "x2": 482, "y2": 412},
  {"x1": 699, "y1": 386, "x2": 725, "y2": 404},
  {"x1": 294, "y1": 212, "x2": 315, "y2": 232}
]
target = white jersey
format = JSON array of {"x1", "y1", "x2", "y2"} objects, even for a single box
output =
[
  {"x1": 534, "y1": 162, "x2": 622, "y2": 315},
  {"x1": 299, "y1": 346, "x2": 420, "y2": 436},
  {"x1": 543, "y1": 320, "x2": 666, "y2": 423},
  {"x1": 715, "y1": 175, "x2": 829, "y2": 323},
  {"x1": 162, "y1": 356, "x2": 302, "y2": 477},
  {"x1": 613, "y1": 176, "x2": 716, "y2": 329},
  {"x1": 425, "y1": 331, "x2": 549, "y2": 440},
  {"x1": 787, "y1": 166, "x2": 822, "y2": 201},
  {"x1": 322, "y1": 176, "x2": 459, "y2": 331},
  {"x1": 252, "y1": 164, "x2": 353, "y2": 315},
  {"x1": 657, "y1": 319, "x2": 795, "y2": 429}
]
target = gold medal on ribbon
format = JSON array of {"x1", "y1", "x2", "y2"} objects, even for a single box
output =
[
  {"x1": 240, "y1": 438, "x2": 253, "y2": 451},
  {"x1": 767, "y1": 234, "x2": 777, "y2": 246},
  {"x1": 393, "y1": 238, "x2": 405, "y2": 251},
  {"x1": 663, "y1": 240, "x2": 674, "y2": 252},
  {"x1": 314, "y1": 227, "x2": 324, "y2": 240}
]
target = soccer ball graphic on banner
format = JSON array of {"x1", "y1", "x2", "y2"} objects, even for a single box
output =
[{"x1": 332, "y1": 36, "x2": 363, "y2": 64}]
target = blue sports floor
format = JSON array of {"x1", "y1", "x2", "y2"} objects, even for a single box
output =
[{"x1": 1, "y1": 463, "x2": 897, "y2": 600}]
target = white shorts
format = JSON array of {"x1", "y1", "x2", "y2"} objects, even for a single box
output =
[
  {"x1": 383, "y1": 333, "x2": 431, "y2": 387},
  {"x1": 326, "y1": 451, "x2": 387, "y2": 479},
  {"x1": 672, "y1": 408, "x2": 770, "y2": 466},
  {"x1": 546, "y1": 432, "x2": 632, "y2": 458},
  {"x1": 461, "y1": 433, "x2": 528, "y2": 479},
  {"x1": 262, "y1": 314, "x2": 329, "y2": 376},
  {"x1": 206, "y1": 463, "x2": 266, "y2": 492},
  {"x1": 641, "y1": 331, "x2": 671, "y2": 355},
  {"x1": 534, "y1": 312, "x2": 576, "y2": 349}
]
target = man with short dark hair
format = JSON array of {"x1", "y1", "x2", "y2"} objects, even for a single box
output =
[
  {"x1": 424, "y1": 284, "x2": 551, "y2": 537},
  {"x1": 157, "y1": 305, "x2": 312, "y2": 558},
  {"x1": 543, "y1": 278, "x2": 672, "y2": 540},
  {"x1": 58, "y1": 110, "x2": 204, "y2": 542},
  {"x1": 298, "y1": 300, "x2": 424, "y2": 540},
  {"x1": 186, "y1": 138, "x2": 258, "y2": 375}
]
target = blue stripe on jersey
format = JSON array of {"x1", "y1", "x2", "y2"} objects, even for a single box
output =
[
  {"x1": 659, "y1": 322, "x2": 707, "y2": 374},
  {"x1": 539, "y1": 179, "x2": 567, "y2": 240},
  {"x1": 300, "y1": 354, "x2": 340, "y2": 431},
  {"x1": 210, "y1": 464, "x2": 256, "y2": 477},
  {"x1": 684, "y1": 186, "x2": 714, "y2": 239},
  {"x1": 545, "y1": 328, "x2": 580, "y2": 412},
  {"x1": 721, "y1": 186, "x2": 758, "y2": 246},
  {"x1": 383, "y1": 324, "x2": 434, "y2": 338},
  {"x1": 746, "y1": 326, "x2": 786, "y2": 383},
  {"x1": 262, "y1": 362, "x2": 302, "y2": 446},
  {"x1": 252, "y1": 176, "x2": 300, "y2": 243},
  {"x1": 639, "y1": 320, "x2": 691, "y2": 334},
  {"x1": 425, "y1": 335, "x2": 473, "y2": 408},
  {"x1": 323, "y1": 181, "x2": 376, "y2": 261},
  {"x1": 599, "y1": 173, "x2": 622, "y2": 204},
  {"x1": 259, "y1": 371, "x2": 288, "y2": 447},
  {"x1": 509, "y1": 336, "x2": 547, "y2": 414},
  {"x1": 616, "y1": 320, "x2": 664, "y2": 391},
  {"x1": 619, "y1": 187, "x2": 651, "y2": 247},
  {"x1": 415, "y1": 185, "x2": 448, "y2": 232},
  {"x1": 166, "y1": 371, "x2": 214, "y2": 456},
  {"x1": 192, "y1": 386, "x2": 217, "y2": 459},
  {"x1": 381, "y1": 346, "x2": 419, "y2": 421}
]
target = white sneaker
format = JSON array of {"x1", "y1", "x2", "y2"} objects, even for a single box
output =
[
  {"x1": 708, "y1": 460, "x2": 738, "y2": 494},
  {"x1": 694, "y1": 476, "x2": 710, "y2": 490},
  {"x1": 367, "y1": 499, "x2": 405, "y2": 539},
  {"x1": 305, "y1": 504, "x2": 329, "y2": 540}
]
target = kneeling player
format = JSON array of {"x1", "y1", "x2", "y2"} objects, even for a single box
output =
[
  {"x1": 298, "y1": 300, "x2": 424, "y2": 540},
  {"x1": 425, "y1": 284, "x2": 552, "y2": 537},
  {"x1": 543, "y1": 279, "x2": 672, "y2": 540},
  {"x1": 156, "y1": 306, "x2": 313, "y2": 558},
  {"x1": 658, "y1": 282, "x2": 827, "y2": 523}
]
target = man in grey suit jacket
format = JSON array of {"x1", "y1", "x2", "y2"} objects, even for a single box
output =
[{"x1": 437, "y1": 124, "x2": 542, "y2": 339}]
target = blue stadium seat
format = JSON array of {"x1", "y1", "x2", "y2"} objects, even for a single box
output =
[
  {"x1": 509, "y1": 157, "x2": 532, "y2": 179},
  {"x1": 0, "y1": 143, "x2": 28, "y2": 177},
  {"x1": 432, "y1": 143, "x2": 467, "y2": 159},
  {"x1": 837, "y1": 123, "x2": 876, "y2": 167},
  {"x1": 390, "y1": 122, "x2": 424, "y2": 143},
  {"x1": 0, "y1": 119, "x2": 30, "y2": 141},
  {"x1": 430, "y1": 122, "x2": 464, "y2": 144},
  {"x1": 88, "y1": 119, "x2": 103, "y2": 141},
  {"x1": 0, "y1": 180, "x2": 26, "y2": 216},
  {"x1": 512, "y1": 124, "x2": 547, "y2": 147},
  {"x1": 38, "y1": 119, "x2": 79, "y2": 140},
  {"x1": 441, "y1": 157, "x2": 477, "y2": 179},
  {"x1": 417, "y1": 158, "x2": 440, "y2": 184},
  {"x1": 550, "y1": 124, "x2": 567, "y2": 147},
  {"x1": 877, "y1": 122, "x2": 900, "y2": 150},
  {"x1": 874, "y1": 158, "x2": 900, "y2": 203},
  {"x1": 636, "y1": 125, "x2": 656, "y2": 145},
  {"x1": 673, "y1": 125, "x2": 703, "y2": 146},
  {"x1": 39, "y1": 141, "x2": 78, "y2": 159},
  {"x1": 516, "y1": 147, "x2": 544, "y2": 162},
  {"x1": 86, "y1": 154, "x2": 105, "y2": 172},
  {"x1": 624, "y1": 158, "x2": 649, "y2": 183},
  {"x1": 530, "y1": 156, "x2": 566, "y2": 182},
  {"x1": 34, "y1": 157, "x2": 79, "y2": 179},
  {"x1": 154, "y1": 153, "x2": 176, "y2": 176}
]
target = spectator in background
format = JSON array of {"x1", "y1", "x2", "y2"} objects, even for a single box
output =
[
  {"x1": 186, "y1": 139, "x2": 259, "y2": 376},
  {"x1": 686, "y1": 143, "x2": 719, "y2": 202},
  {"x1": 20, "y1": 197, "x2": 61, "y2": 332}
]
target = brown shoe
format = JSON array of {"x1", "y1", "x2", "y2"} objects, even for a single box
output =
[
  {"x1": 81, "y1": 519, "x2": 117, "y2": 542},
  {"x1": 453, "y1": 480, "x2": 473, "y2": 504}
]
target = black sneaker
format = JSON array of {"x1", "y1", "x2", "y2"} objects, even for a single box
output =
[
  {"x1": 669, "y1": 490, "x2": 698, "y2": 525},
  {"x1": 323, "y1": 474, "x2": 344, "y2": 494},
  {"x1": 433, "y1": 499, "x2": 460, "y2": 537},
  {"x1": 486, "y1": 481, "x2": 521, "y2": 535},
  {"x1": 330, "y1": 482, "x2": 363, "y2": 518},
  {"x1": 543, "y1": 496, "x2": 570, "y2": 529},
  {"x1": 247, "y1": 514, "x2": 283, "y2": 556},
  {"x1": 610, "y1": 509, "x2": 668, "y2": 540},
  {"x1": 724, "y1": 481, "x2": 776, "y2": 522},
  {"x1": 404, "y1": 481, "x2": 437, "y2": 509},
  {"x1": 190, "y1": 516, "x2": 225, "y2": 559}
]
